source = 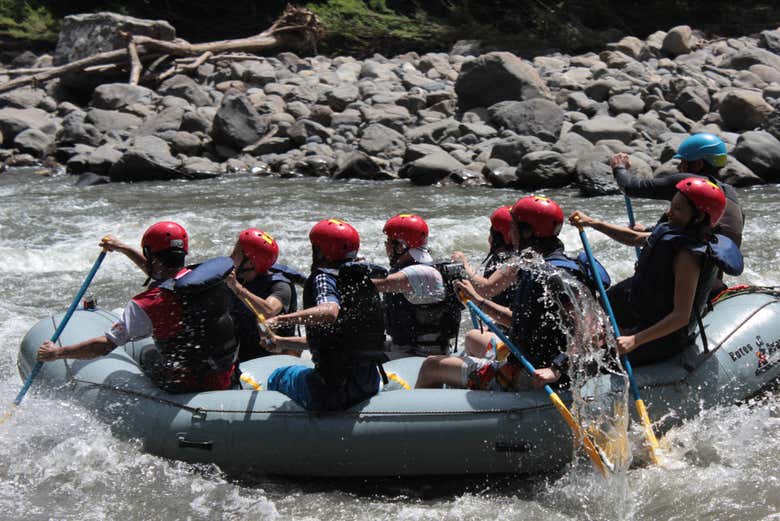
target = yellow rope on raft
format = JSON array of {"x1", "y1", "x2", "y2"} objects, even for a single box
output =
[{"x1": 385, "y1": 372, "x2": 411, "y2": 390}]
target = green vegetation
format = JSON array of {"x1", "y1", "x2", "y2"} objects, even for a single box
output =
[{"x1": 0, "y1": 1, "x2": 778, "y2": 57}]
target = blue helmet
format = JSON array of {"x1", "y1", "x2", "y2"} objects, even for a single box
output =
[{"x1": 673, "y1": 133, "x2": 728, "y2": 168}]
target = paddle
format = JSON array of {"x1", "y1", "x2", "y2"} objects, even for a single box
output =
[
  {"x1": 461, "y1": 296, "x2": 610, "y2": 477},
  {"x1": 1, "y1": 247, "x2": 108, "y2": 424},
  {"x1": 573, "y1": 219, "x2": 661, "y2": 464},
  {"x1": 623, "y1": 195, "x2": 642, "y2": 259}
]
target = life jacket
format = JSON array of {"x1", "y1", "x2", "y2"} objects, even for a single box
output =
[
  {"x1": 304, "y1": 263, "x2": 387, "y2": 386},
  {"x1": 483, "y1": 250, "x2": 516, "y2": 308},
  {"x1": 231, "y1": 265, "x2": 301, "y2": 361},
  {"x1": 136, "y1": 257, "x2": 238, "y2": 392},
  {"x1": 630, "y1": 223, "x2": 743, "y2": 344},
  {"x1": 383, "y1": 261, "x2": 463, "y2": 355},
  {"x1": 545, "y1": 250, "x2": 612, "y2": 292},
  {"x1": 507, "y1": 249, "x2": 593, "y2": 374}
]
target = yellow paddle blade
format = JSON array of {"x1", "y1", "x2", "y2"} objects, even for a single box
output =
[
  {"x1": 586, "y1": 400, "x2": 632, "y2": 472},
  {"x1": 635, "y1": 398, "x2": 661, "y2": 464},
  {"x1": 385, "y1": 372, "x2": 411, "y2": 390},
  {"x1": 550, "y1": 392, "x2": 610, "y2": 478},
  {"x1": 240, "y1": 373, "x2": 263, "y2": 391}
]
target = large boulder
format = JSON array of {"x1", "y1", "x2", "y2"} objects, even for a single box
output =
[
  {"x1": 718, "y1": 89, "x2": 774, "y2": 131},
  {"x1": 489, "y1": 135, "x2": 547, "y2": 165},
  {"x1": 759, "y1": 29, "x2": 780, "y2": 54},
  {"x1": 662, "y1": 25, "x2": 695, "y2": 56},
  {"x1": 515, "y1": 151, "x2": 572, "y2": 188},
  {"x1": 54, "y1": 12, "x2": 175, "y2": 89},
  {"x1": 732, "y1": 130, "x2": 780, "y2": 182},
  {"x1": 108, "y1": 135, "x2": 184, "y2": 181},
  {"x1": 91, "y1": 83, "x2": 156, "y2": 110},
  {"x1": 675, "y1": 87, "x2": 710, "y2": 121},
  {"x1": 0, "y1": 107, "x2": 59, "y2": 142},
  {"x1": 719, "y1": 156, "x2": 765, "y2": 187},
  {"x1": 608, "y1": 93, "x2": 645, "y2": 116},
  {"x1": 487, "y1": 99, "x2": 564, "y2": 142},
  {"x1": 211, "y1": 91, "x2": 268, "y2": 151},
  {"x1": 14, "y1": 128, "x2": 55, "y2": 157},
  {"x1": 571, "y1": 116, "x2": 636, "y2": 144},
  {"x1": 721, "y1": 48, "x2": 780, "y2": 72},
  {"x1": 399, "y1": 151, "x2": 464, "y2": 185},
  {"x1": 574, "y1": 145, "x2": 620, "y2": 196},
  {"x1": 332, "y1": 152, "x2": 394, "y2": 181},
  {"x1": 455, "y1": 52, "x2": 549, "y2": 110},
  {"x1": 158, "y1": 75, "x2": 214, "y2": 107},
  {"x1": 359, "y1": 123, "x2": 406, "y2": 157}
]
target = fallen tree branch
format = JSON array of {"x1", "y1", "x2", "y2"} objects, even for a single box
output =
[
  {"x1": 128, "y1": 40, "x2": 142, "y2": 85},
  {"x1": 158, "y1": 50, "x2": 212, "y2": 82}
]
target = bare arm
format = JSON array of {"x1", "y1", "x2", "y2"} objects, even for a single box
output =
[
  {"x1": 37, "y1": 336, "x2": 116, "y2": 362},
  {"x1": 372, "y1": 271, "x2": 412, "y2": 293},
  {"x1": 569, "y1": 211, "x2": 649, "y2": 247},
  {"x1": 100, "y1": 235, "x2": 148, "y2": 274},
  {"x1": 265, "y1": 302, "x2": 340, "y2": 330},
  {"x1": 455, "y1": 280, "x2": 513, "y2": 328},
  {"x1": 227, "y1": 272, "x2": 284, "y2": 317},
  {"x1": 618, "y1": 250, "x2": 701, "y2": 353},
  {"x1": 451, "y1": 251, "x2": 517, "y2": 298}
]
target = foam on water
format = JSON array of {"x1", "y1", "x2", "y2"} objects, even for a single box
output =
[{"x1": 1, "y1": 171, "x2": 778, "y2": 520}]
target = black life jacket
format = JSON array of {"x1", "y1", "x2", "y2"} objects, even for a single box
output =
[
  {"x1": 483, "y1": 250, "x2": 516, "y2": 308},
  {"x1": 231, "y1": 265, "x2": 301, "y2": 361},
  {"x1": 383, "y1": 261, "x2": 463, "y2": 354},
  {"x1": 154, "y1": 257, "x2": 239, "y2": 386},
  {"x1": 508, "y1": 249, "x2": 592, "y2": 372},
  {"x1": 304, "y1": 263, "x2": 387, "y2": 386},
  {"x1": 545, "y1": 250, "x2": 612, "y2": 293},
  {"x1": 631, "y1": 223, "x2": 743, "y2": 341}
]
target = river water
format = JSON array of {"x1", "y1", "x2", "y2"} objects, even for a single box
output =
[{"x1": 1, "y1": 169, "x2": 778, "y2": 520}]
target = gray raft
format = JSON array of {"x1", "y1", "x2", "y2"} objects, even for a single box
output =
[{"x1": 17, "y1": 289, "x2": 780, "y2": 477}]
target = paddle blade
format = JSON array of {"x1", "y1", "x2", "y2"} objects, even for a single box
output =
[
  {"x1": 549, "y1": 392, "x2": 610, "y2": 477},
  {"x1": 635, "y1": 398, "x2": 661, "y2": 464},
  {"x1": 0, "y1": 405, "x2": 16, "y2": 426}
]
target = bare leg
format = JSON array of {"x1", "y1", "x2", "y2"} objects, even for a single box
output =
[
  {"x1": 415, "y1": 355, "x2": 468, "y2": 388},
  {"x1": 465, "y1": 330, "x2": 498, "y2": 358}
]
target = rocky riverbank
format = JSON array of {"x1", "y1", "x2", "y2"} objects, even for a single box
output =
[{"x1": 1, "y1": 13, "x2": 779, "y2": 192}]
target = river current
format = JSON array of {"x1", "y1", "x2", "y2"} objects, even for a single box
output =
[{"x1": 0, "y1": 170, "x2": 778, "y2": 520}]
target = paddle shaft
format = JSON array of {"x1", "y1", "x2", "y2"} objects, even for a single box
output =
[
  {"x1": 464, "y1": 300, "x2": 609, "y2": 477},
  {"x1": 576, "y1": 224, "x2": 661, "y2": 463},
  {"x1": 13, "y1": 250, "x2": 107, "y2": 407},
  {"x1": 623, "y1": 194, "x2": 642, "y2": 259}
]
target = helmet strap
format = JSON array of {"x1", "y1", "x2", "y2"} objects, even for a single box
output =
[{"x1": 387, "y1": 239, "x2": 409, "y2": 268}]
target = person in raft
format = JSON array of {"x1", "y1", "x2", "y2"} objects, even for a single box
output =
[
  {"x1": 226, "y1": 228, "x2": 299, "y2": 361},
  {"x1": 371, "y1": 213, "x2": 461, "y2": 359},
  {"x1": 262, "y1": 219, "x2": 386, "y2": 411},
  {"x1": 415, "y1": 196, "x2": 604, "y2": 391},
  {"x1": 37, "y1": 222, "x2": 240, "y2": 393},
  {"x1": 570, "y1": 177, "x2": 743, "y2": 366}
]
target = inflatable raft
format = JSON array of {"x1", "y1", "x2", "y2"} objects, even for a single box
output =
[{"x1": 16, "y1": 287, "x2": 780, "y2": 477}]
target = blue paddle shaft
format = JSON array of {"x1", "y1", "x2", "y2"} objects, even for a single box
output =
[
  {"x1": 13, "y1": 250, "x2": 107, "y2": 406},
  {"x1": 465, "y1": 301, "x2": 555, "y2": 396},
  {"x1": 577, "y1": 227, "x2": 642, "y2": 400},
  {"x1": 623, "y1": 195, "x2": 642, "y2": 259}
]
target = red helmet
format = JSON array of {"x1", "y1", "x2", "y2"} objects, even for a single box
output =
[
  {"x1": 309, "y1": 219, "x2": 360, "y2": 261},
  {"x1": 383, "y1": 213, "x2": 429, "y2": 249},
  {"x1": 510, "y1": 196, "x2": 564, "y2": 237},
  {"x1": 238, "y1": 228, "x2": 279, "y2": 274},
  {"x1": 141, "y1": 221, "x2": 188, "y2": 255},
  {"x1": 489, "y1": 206, "x2": 513, "y2": 244},
  {"x1": 675, "y1": 177, "x2": 726, "y2": 225}
]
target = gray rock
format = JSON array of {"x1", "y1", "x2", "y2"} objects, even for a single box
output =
[
  {"x1": 359, "y1": 104, "x2": 411, "y2": 131},
  {"x1": 91, "y1": 84, "x2": 156, "y2": 110},
  {"x1": 308, "y1": 105, "x2": 334, "y2": 127},
  {"x1": 719, "y1": 156, "x2": 766, "y2": 187},
  {"x1": 516, "y1": 151, "x2": 572, "y2": 189},
  {"x1": 326, "y1": 84, "x2": 359, "y2": 111},
  {"x1": 0, "y1": 107, "x2": 59, "y2": 142},
  {"x1": 455, "y1": 52, "x2": 549, "y2": 110},
  {"x1": 244, "y1": 136, "x2": 294, "y2": 156},
  {"x1": 675, "y1": 87, "x2": 710, "y2": 121},
  {"x1": 487, "y1": 99, "x2": 564, "y2": 142},
  {"x1": 553, "y1": 132, "x2": 595, "y2": 158},
  {"x1": 359, "y1": 123, "x2": 406, "y2": 157},
  {"x1": 732, "y1": 130, "x2": 780, "y2": 182},
  {"x1": 759, "y1": 29, "x2": 780, "y2": 54},
  {"x1": 288, "y1": 119, "x2": 332, "y2": 146},
  {"x1": 403, "y1": 144, "x2": 449, "y2": 163},
  {"x1": 11, "y1": 50, "x2": 38, "y2": 68},
  {"x1": 295, "y1": 155, "x2": 338, "y2": 177},
  {"x1": 181, "y1": 109, "x2": 213, "y2": 134},
  {"x1": 721, "y1": 48, "x2": 780, "y2": 72},
  {"x1": 490, "y1": 135, "x2": 547, "y2": 165},
  {"x1": 571, "y1": 116, "x2": 636, "y2": 144},
  {"x1": 136, "y1": 106, "x2": 184, "y2": 136},
  {"x1": 584, "y1": 78, "x2": 626, "y2": 102},
  {"x1": 86, "y1": 108, "x2": 142, "y2": 134},
  {"x1": 400, "y1": 151, "x2": 464, "y2": 185},
  {"x1": 567, "y1": 92, "x2": 598, "y2": 114},
  {"x1": 181, "y1": 156, "x2": 222, "y2": 175},
  {"x1": 749, "y1": 64, "x2": 780, "y2": 85},
  {"x1": 158, "y1": 74, "x2": 213, "y2": 107},
  {"x1": 635, "y1": 112, "x2": 669, "y2": 140},
  {"x1": 405, "y1": 118, "x2": 462, "y2": 144},
  {"x1": 286, "y1": 101, "x2": 311, "y2": 120},
  {"x1": 458, "y1": 121, "x2": 498, "y2": 139},
  {"x1": 482, "y1": 163, "x2": 519, "y2": 188},
  {"x1": 332, "y1": 152, "x2": 388, "y2": 180},
  {"x1": 610, "y1": 36, "x2": 645, "y2": 60},
  {"x1": 211, "y1": 91, "x2": 268, "y2": 151},
  {"x1": 54, "y1": 12, "x2": 175, "y2": 65},
  {"x1": 608, "y1": 93, "x2": 645, "y2": 116},
  {"x1": 67, "y1": 144, "x2": 123, "y2": 175},
  {"x1": 166, "y1": 131, "x2": 202, "y2": 155},
  {"x1": 662, "y1": 25, "x2": 695, "y2": 56},
  {"x1": 230, "y1": 60, "x2": 276, "y2": 86},
  {"x1": 14, "y1": 128, "x2": 54, "y2": 157},
  {"x1": 109, "y1": 135, "x2": 183, "y2": 181},
  {"x1": 60, "y1": 111, "x2": 102, "y2": 146},
  {"x1": 331, "y1": 109, "x2": 363, "y2": 127},
  {"x1": 719, "y1": 89, "x2": 774, "y2": 131},
  {"x1": 0, "y1": 87, "x2": 50, "y2": 110},
  {"x1": 575, "y1": 145, "x2": 621, "y2": 196}
]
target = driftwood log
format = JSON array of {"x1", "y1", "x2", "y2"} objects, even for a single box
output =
[{"x1": 0, "y1": 6, "x2": 323, "y2": 93}]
